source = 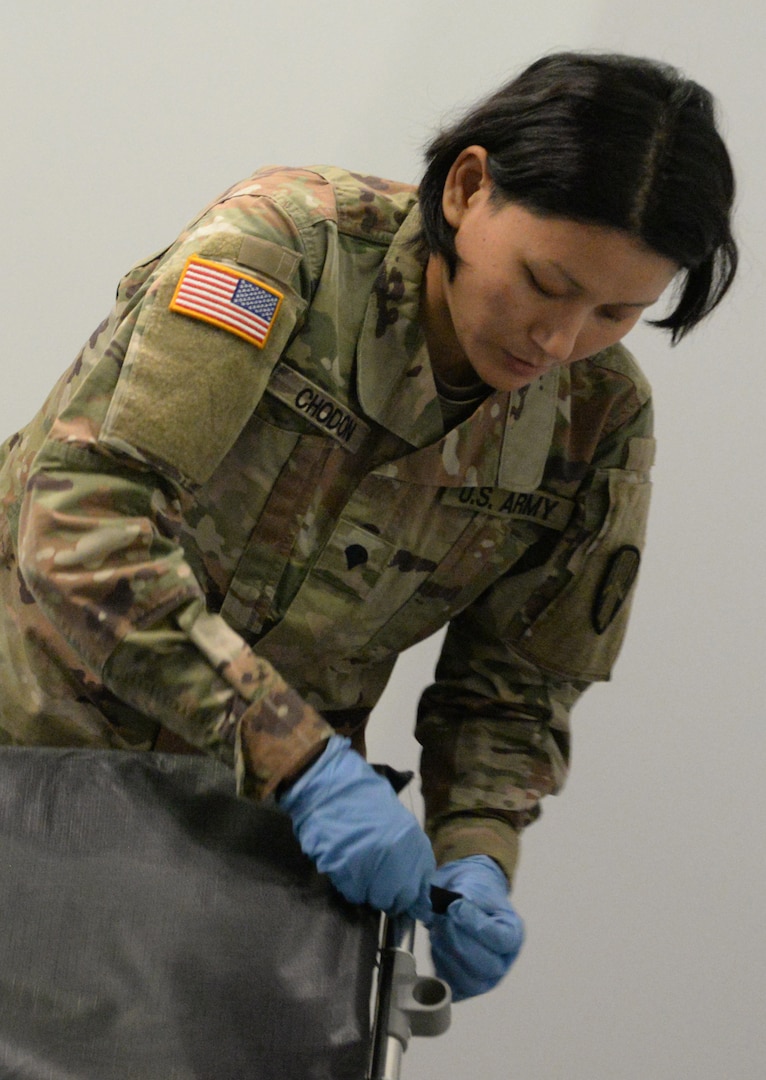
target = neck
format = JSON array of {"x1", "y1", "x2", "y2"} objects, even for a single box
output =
[{"x1": 421, "y1": 255, "x2": 476, "y2": 388}]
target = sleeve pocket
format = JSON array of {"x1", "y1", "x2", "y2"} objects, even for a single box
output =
[
  {"x1": 514, "y1": 468, "x2": 653, "y2": 681},
  {"x1": 100, "y1": 236, "x2": 304, "y2": 488}
]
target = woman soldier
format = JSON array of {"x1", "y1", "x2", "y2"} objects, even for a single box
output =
[{"x1": 0, "y1": 52, "x2": 736, "y2": 1000}]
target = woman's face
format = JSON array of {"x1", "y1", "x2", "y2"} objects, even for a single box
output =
[{"x1": 423, "y1": 147, "x2": 679, "y2": 392}]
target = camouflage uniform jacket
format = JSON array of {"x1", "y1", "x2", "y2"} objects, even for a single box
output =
[{"x1": 0, "y1": 166, "x2": 655, "y2": 880}]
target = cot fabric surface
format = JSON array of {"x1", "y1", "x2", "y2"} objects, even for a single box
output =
[{"x1": 0, "y1": 747, "x2": 379, "y2": 1080}]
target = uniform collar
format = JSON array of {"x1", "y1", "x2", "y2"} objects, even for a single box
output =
[
  {"x1": 355, "y1": 204, "x2": 444, "y2": 447},
  {"x1": 356, "y1": 203, "x2": 560, "y2": 490},
  {"x1": 373, "y1": 367, "x2": 560, "y2": 492}
]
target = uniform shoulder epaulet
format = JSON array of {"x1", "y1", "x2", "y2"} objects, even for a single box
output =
[
  {"x1": 591, "y1": 341, "x2": 652, "y2": 407},
  {"x1": 311, "y1": 166, "x2": 418, "y2": 245},
  {"x1": 239, "y1": 166, "x2": 341, "y2": 230}
]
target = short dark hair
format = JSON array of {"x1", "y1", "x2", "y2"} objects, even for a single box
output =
[{"x1": 418, "y1": 52, "x2": 737, "y2": 342}]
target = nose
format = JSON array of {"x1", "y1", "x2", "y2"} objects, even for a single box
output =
[{"x1": 529, "y1": 310, "x2": 584, "y2": 364}]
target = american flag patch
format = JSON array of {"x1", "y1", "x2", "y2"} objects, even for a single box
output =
[{"x1": 169, "y1": 256, "x2": 283, "y2": 348}]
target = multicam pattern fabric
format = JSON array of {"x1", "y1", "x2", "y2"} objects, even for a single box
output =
[{"x1": 0, "y1": 166, "x2": 655, "y2": 880}]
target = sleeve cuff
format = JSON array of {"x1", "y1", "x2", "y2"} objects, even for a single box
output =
[
  {"x1": 234, "y1": 684, "x2": 333, "y2": 801},
  {"x1": 429, "y1": 816, "x2": 521, "y2": 885}
]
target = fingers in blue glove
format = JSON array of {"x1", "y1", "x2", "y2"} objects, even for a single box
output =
[
  {"x1": 426, "y1": 856, "x2": 524, "y2": 1002},
  {"x1": 279, "y1": 736, "x2": 436, "y2": 916}
]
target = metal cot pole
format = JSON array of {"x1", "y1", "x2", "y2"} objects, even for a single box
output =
[{"x1": 368, "y1": 913, "x2": 452, "y2": 1080}]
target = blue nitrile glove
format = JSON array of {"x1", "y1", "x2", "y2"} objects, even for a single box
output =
[
  {"x1": 423, "y1": 855, "x2": 524, "y2": 1002},
  {"x1": 278, "y1": 735, "x2": 436, "y2": 915}
]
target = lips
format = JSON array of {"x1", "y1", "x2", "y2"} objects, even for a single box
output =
[{"x1": 502, "y1": 351, "x2": 545, "y2": 377}]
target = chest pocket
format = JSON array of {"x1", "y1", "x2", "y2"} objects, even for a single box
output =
[
  {"x1": 217, "y1": 426, "x2": 335, "y2": 637},
  {"x1": 213, "y1": 397, "x2": 395, "y2": 639}
]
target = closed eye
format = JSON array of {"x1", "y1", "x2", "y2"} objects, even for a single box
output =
[
  {"x1": 525, "y1": 267, "x2": 563, "y2": 299},
  {"x1": 598, "y1": 307, "x2": 634, "y2": 324}
]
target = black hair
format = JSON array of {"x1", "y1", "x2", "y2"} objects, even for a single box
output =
[{"x1": 418, "y1": 52, "x2": 737, "y2": 342}]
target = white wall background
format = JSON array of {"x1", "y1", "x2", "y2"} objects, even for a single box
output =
[{"x1": 3, "y1": 3, "x2": 764, "y2": 1077}]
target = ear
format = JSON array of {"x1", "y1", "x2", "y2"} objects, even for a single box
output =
[{"x1": 442, "y1": 146, "x2": 491, "y2": 228}]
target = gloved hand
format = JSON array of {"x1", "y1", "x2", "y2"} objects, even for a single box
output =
[
  {"x1": 278, "y1": 735, "x2": 436, "y2": 915},
  {"x1": 423, "y1": 855, "x2": 524, "y2": 1002}
]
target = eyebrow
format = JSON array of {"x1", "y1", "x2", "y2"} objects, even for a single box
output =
[{"x1": 542, "y1": 260, "x2": 660, "y2": 309}]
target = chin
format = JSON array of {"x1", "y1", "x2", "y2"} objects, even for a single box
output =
[{"x1": 483, "y1": 368, "x2": 544, "y2": 393}]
